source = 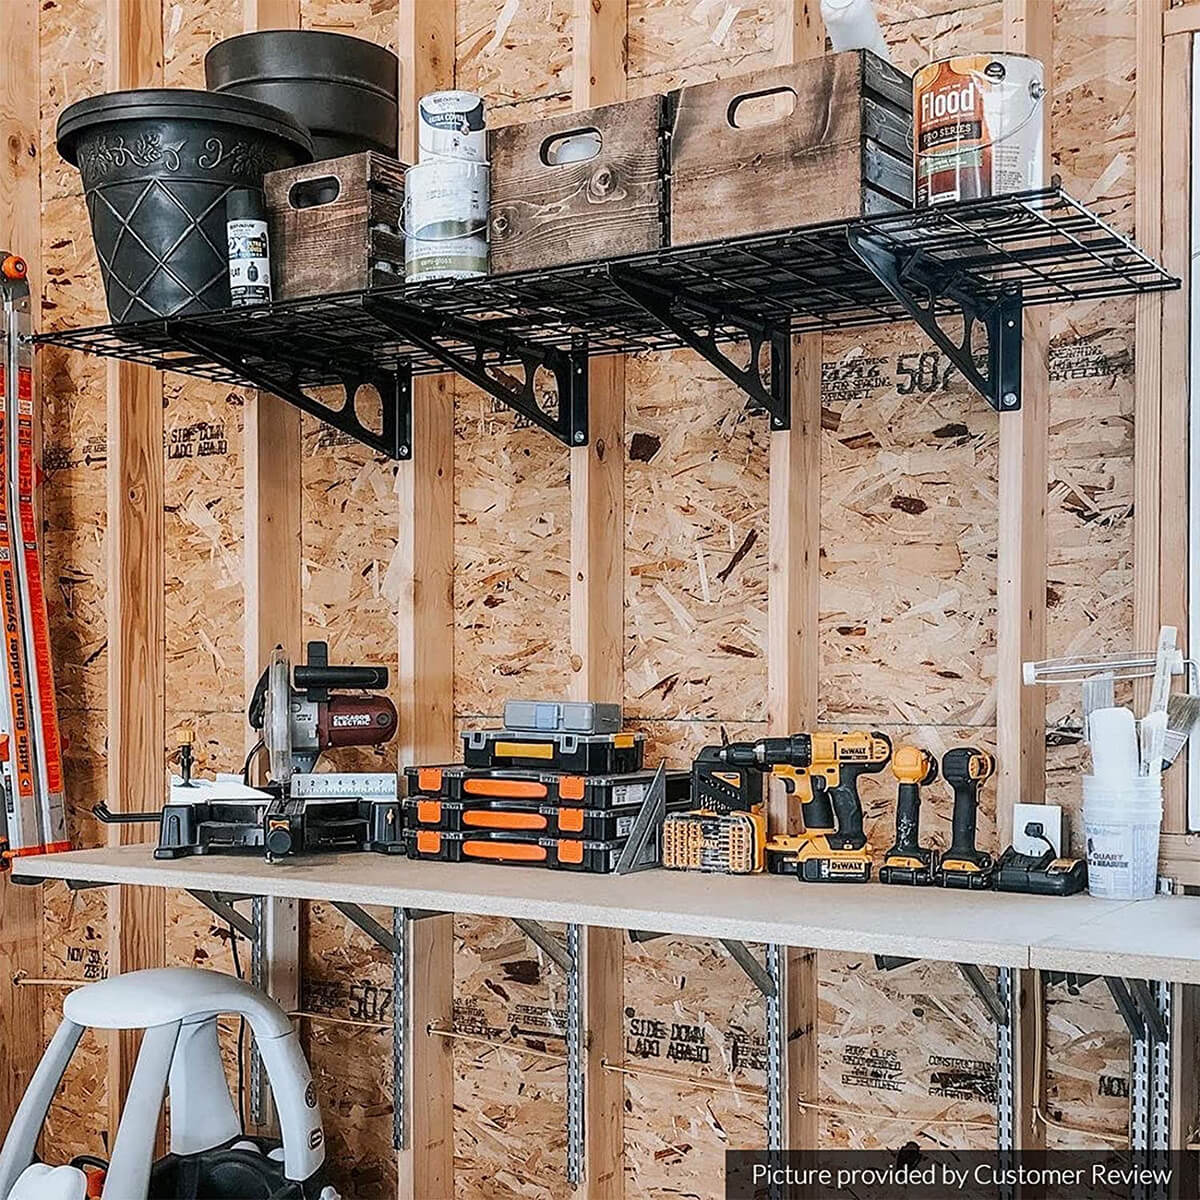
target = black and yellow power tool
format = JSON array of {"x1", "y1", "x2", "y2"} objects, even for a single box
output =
[
  {"x1": 879, "y1": 746, "x2": 939, "y2": 886},
  {"x1": 762, "y1": 731, "x2": 893, "y2": 883},
  {"x1": 934, "y1": 747, "x2": 996, "y2": 889}
]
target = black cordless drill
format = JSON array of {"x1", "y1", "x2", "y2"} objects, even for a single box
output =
[{"x1": 935, "y1": 747, "x2": 996, "y2": 889}]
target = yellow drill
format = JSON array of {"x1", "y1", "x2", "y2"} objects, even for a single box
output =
[{"x1": 713, "y1": 731, "x2": 892, "y2": 883}]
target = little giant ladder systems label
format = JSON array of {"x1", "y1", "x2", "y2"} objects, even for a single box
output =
[{"x1": 0, "y1": 253, "x2": 67, "y2": 858}]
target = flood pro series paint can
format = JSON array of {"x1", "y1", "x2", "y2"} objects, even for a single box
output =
[{"x1": 913, "y1": 53, "x2": 1045, "y2": 207}]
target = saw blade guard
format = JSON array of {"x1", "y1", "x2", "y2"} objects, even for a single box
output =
[{"x1": 263, "y1": 646, "x2": 293, "y2": 786}]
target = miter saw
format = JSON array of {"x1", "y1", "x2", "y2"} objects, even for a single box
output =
[{"x1": 97, "y1": 642, "x2": 404, "y2": 862}]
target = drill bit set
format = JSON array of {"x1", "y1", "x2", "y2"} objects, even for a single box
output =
[{"x1": 404, "y1": 701, "x2": 691, "y2": 872}]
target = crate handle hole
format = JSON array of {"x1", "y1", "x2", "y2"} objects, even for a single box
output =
[
  {"x1": 540, "y1": 128, "x2": 603, "y2": 166},
  {"x1": 727, "y1": 87, "x2": 797, "y2": 129},
  {"x1": 289, "y1": 176, "x2": 342, "y2": 209}
]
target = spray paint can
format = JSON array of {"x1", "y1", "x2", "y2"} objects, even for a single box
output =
[
  {"x1": 418, "y1": 90, "x2": 487, "y2": 162},
  {"x1": 226, "y1": 187, "x2": 272, "y2": 305},
  {"x1": 405, "y1": 159, "x2": 489, "y2": 282},
  {"x1": 913, "y1": 53, "x2": 1045, "y2": 207}
]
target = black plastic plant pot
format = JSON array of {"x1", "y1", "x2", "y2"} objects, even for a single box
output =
[
  {"x1": 205, "y1": 30, "x2": 399, "y2": 161},
  {"x1": 57, "y1": 89, "x2": 312, "y2": 323}
]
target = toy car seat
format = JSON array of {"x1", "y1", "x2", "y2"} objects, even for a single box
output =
[{"x1": 0, "y1": 967, "x2": 339, "y2": 1200}]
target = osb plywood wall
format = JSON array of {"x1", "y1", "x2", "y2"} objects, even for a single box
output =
[{"x1": 34, "y1": 0, "x2": 1137, "y2": 1194}]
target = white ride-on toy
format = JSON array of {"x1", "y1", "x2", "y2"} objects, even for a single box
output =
[{"x1": 0, "y1": 967, "x2": 340, "y2": 1199}]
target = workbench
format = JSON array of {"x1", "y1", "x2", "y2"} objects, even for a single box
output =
[{"x1": 15, "y1": 845, "x2": 1200, "y2": 982}]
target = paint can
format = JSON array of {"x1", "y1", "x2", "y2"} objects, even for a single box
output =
[
  {"x1": 404, "y1": 159, "x2": 489, "y2": 282},
  {"x1": 418, "y1": 90, "x2": 487, "y2": 162},
  {"x1": 913, "y1": 53, "x2": 1044, "y2": 207}
]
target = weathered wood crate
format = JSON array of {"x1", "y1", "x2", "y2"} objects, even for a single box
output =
[
  {"x1": 489, "y1": 94, "x2": 667, "y2": 274},
  {"x1": 265, "y1": 151, "x2": 406, "y2": 299},
  {"x1": 669, "y1": 50, "x2": 912, "y2": 246}
]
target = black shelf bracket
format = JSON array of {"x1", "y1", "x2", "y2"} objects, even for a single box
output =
[
  {"x1": 170, "y1": 322, "x2": 413, "y2": 460},
  {"x1": 608, "y1": 267, "x2": 792, "y2": 430},
  {"x1": 846, "y1": 228, "x2": 1023, "y2": 413},
  {"x1": 364, "y1": 296, "x2": 589, "y2": 448}
]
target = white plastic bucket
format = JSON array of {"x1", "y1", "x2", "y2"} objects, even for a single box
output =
[
  {"x1": 418, "y1": 90, "x2": 487, "y2": 163},
  {"x1": 404, "y1": 159, "x2": 489, "y2": 283},
  {"x1": 1081, "y1": 774, "x2": 1163, "y2": 900}
]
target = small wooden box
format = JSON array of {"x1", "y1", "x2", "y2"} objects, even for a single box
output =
[
  {"x1": 265, "y1": 152, "x2": 406, "y2": 299},
  {"x1": 489, "y1": 95, "x2": 667, "y2": 274},
  {"x1": 669, "y1": 51, "x2": 912, "y2": 247}
]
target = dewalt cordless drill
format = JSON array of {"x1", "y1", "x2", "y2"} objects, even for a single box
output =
[
  {"x1": 879, "y1": 746, "x2": 939, "y2": 886},
  {"x1": 762, "y1": 731, "x2": 893, "y2": 883},
  {"x1": 935, "y1": 747, "x2": 996, "y2": 889}
]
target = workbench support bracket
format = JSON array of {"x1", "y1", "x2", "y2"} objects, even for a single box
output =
[
  {"x1": 393, "y1": 907, "x2": 408, "y2": 1153},
  {"x1": 995, "y1": 967, "x2": 1016, "y2": 1155},
  {"x1": 364, "y1": 297, "x2": 589, "y2": 448},
  {"x1": 1130, "y1": 978, "x2": 1173, "y2": 1200},
  {"x1": 628, "y1": 930, "x2": 669, "y2": 944},
  {"x1": 608, "y1": 267, "x2": 792, "y2": 429},
  {"x1": 169, "y1": 323, "x2": 413, "y2": 460},
  {"x1": 186, "y1": 889, "x2": 256, "y2": 942},
  {"x1": 765, "y1": 944, "x2": 786, "y2": 1179},
  {"x1": 565, "y1": 923, "x2": 585, "y2": 1187},
  {"x1": 721, "y1": 940, "x2": 778, "y2": 999},
  {"x1": 332, "y1": 901, "x2": 402, "y2": 957},
  {"x1": 846, "y1": 228, "x2": 1023, "y2": 413},
  {"x1": 957, "y1": 962, "x2": 1009, "y2": 1027},
  {"x1": 513, "y1": 918, "x2": 573, "y2": 973}
]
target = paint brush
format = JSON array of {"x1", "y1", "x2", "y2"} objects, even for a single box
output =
[{"x1": 1161, "y1": 693, "x2": 1200, "y2": 769}]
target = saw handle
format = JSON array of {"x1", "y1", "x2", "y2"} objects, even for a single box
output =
[
  {"x1": 92, "y1": 802, "x2": 159, "y2": 825},
  {"x1": 294, "y1": 664, "x2": 388, "y2": 690}
]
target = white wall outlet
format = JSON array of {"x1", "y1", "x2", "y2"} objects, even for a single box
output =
[{"x1": 1013, "y1": 802, "x2": 1064, "y2": 855}]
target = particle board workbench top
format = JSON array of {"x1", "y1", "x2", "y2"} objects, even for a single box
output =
[{"x1": 17, "y1": 845, "x2": 1200, "y2": 980}]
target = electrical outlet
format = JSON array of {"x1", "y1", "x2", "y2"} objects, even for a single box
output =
[{"x1": 1013, "y1": 802, "x2": 1063, "y2": 855}]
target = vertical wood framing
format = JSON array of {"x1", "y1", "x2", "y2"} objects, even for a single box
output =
[
  {"x1": 1160, "y1": 27, "x2": 1190, "y2": 837},
  {"x1": 242, "y1": 0, "x2": 302, "y2": 1131},
  {"x1": 766, "y1": 7, "x2": 824, "y2": 1157},
  {"x1": 104, "y1": 0, "x2": 165, "y2": 1131},
  {"x1": 0, "y1": 0, "x2": 43, "y2": 1132},
  {"x1": 397, "y1": 7, "x2": 456, "y2": 1197},
  {"x1": 569, "y1": 4, "x2": 627, "y2": 1195},
  {"x1": 997, "y1": 0, "x2": 1050, "y2": 1154}
]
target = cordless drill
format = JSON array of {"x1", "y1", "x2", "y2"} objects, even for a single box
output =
[
  {"x1": 764, "y1": 731, "x2": 892, "y2": 883},
  {"x1": 935, "y1": 747, "x2": 996, "y2": 889},
  {"x1": 711, "y1": 734, "x2": 836, "y2": 835},
  {"x1": 879, "y1": 746, "x2": 939, "y2": 886}
]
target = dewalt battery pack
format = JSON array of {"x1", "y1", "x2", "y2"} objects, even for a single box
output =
[
  {"x1": 461, "y1": 728, "x2": 645, "y2": 773},
  {"x1": 662, "y1": 810, "x2": 765, "y2": 874},
  {"x1": 405, "y1": 765, "x2": 686, "y2": 808},
  {"x1": 405, "y1": 827, "x2": 655, "y2": 872}
]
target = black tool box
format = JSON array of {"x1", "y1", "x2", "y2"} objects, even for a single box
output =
[
  {"x1": 460, "y1": 728, "x2": 645, "y2": 773},
  {"x1": 406, "y1": 764, "x2": 687, "y2": 807},
  {"x1": 405, "y1": 827, "x2": 654, "y2": 872},
  {"x1": 155, "y1": 795, "x2": 404, "y2": 861},
  {"x1": 404, "y1": 793, "x2": 690, "y2": 840}
]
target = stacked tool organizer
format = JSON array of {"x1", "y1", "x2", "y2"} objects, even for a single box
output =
[{"x1": 405, "y1": 701, "x2": 690, "y2": 871}]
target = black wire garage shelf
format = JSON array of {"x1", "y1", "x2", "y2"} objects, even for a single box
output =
[{"x1": 36, "y1": 187, "x2": 1178, "y2": 460}]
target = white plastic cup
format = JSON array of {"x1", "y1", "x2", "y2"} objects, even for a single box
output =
[{"x1": 1081, "y1": 774, "x2": 1163, "y2": 900}]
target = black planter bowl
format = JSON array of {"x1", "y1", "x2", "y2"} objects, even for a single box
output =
[
  {"x1": 57, "y1": 89, "x2": 312, "y2": 322},
  {"x1": 205, "y1": 30, "x2": 398, "y2": 161}
]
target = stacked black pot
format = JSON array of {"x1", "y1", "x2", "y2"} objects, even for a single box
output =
[{"x1": 58, "y1": 32, "x2": 399, "y2": 322}]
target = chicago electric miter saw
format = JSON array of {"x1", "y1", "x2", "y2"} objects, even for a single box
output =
[{"x1": 97, "y1": 642, "x2": 404, "y2": 861}]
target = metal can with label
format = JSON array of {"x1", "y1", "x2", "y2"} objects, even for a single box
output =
[
  {"x1": 913, "y1": 53, "x2": 1044, "y2": 207},
  {"x1": 418, "y1": 90, "x2": 487, "y2": 162}
]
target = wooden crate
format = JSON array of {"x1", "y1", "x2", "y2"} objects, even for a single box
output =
[
  {"x1": 669, "y1": 51, "x2": 912, "y2": 247},
  {"x1": 264, "y1": 151, "x2": 406, "y2": 299},
  {"x1": 489, "y1": 95, "x2": 667, "y2": 274}
]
